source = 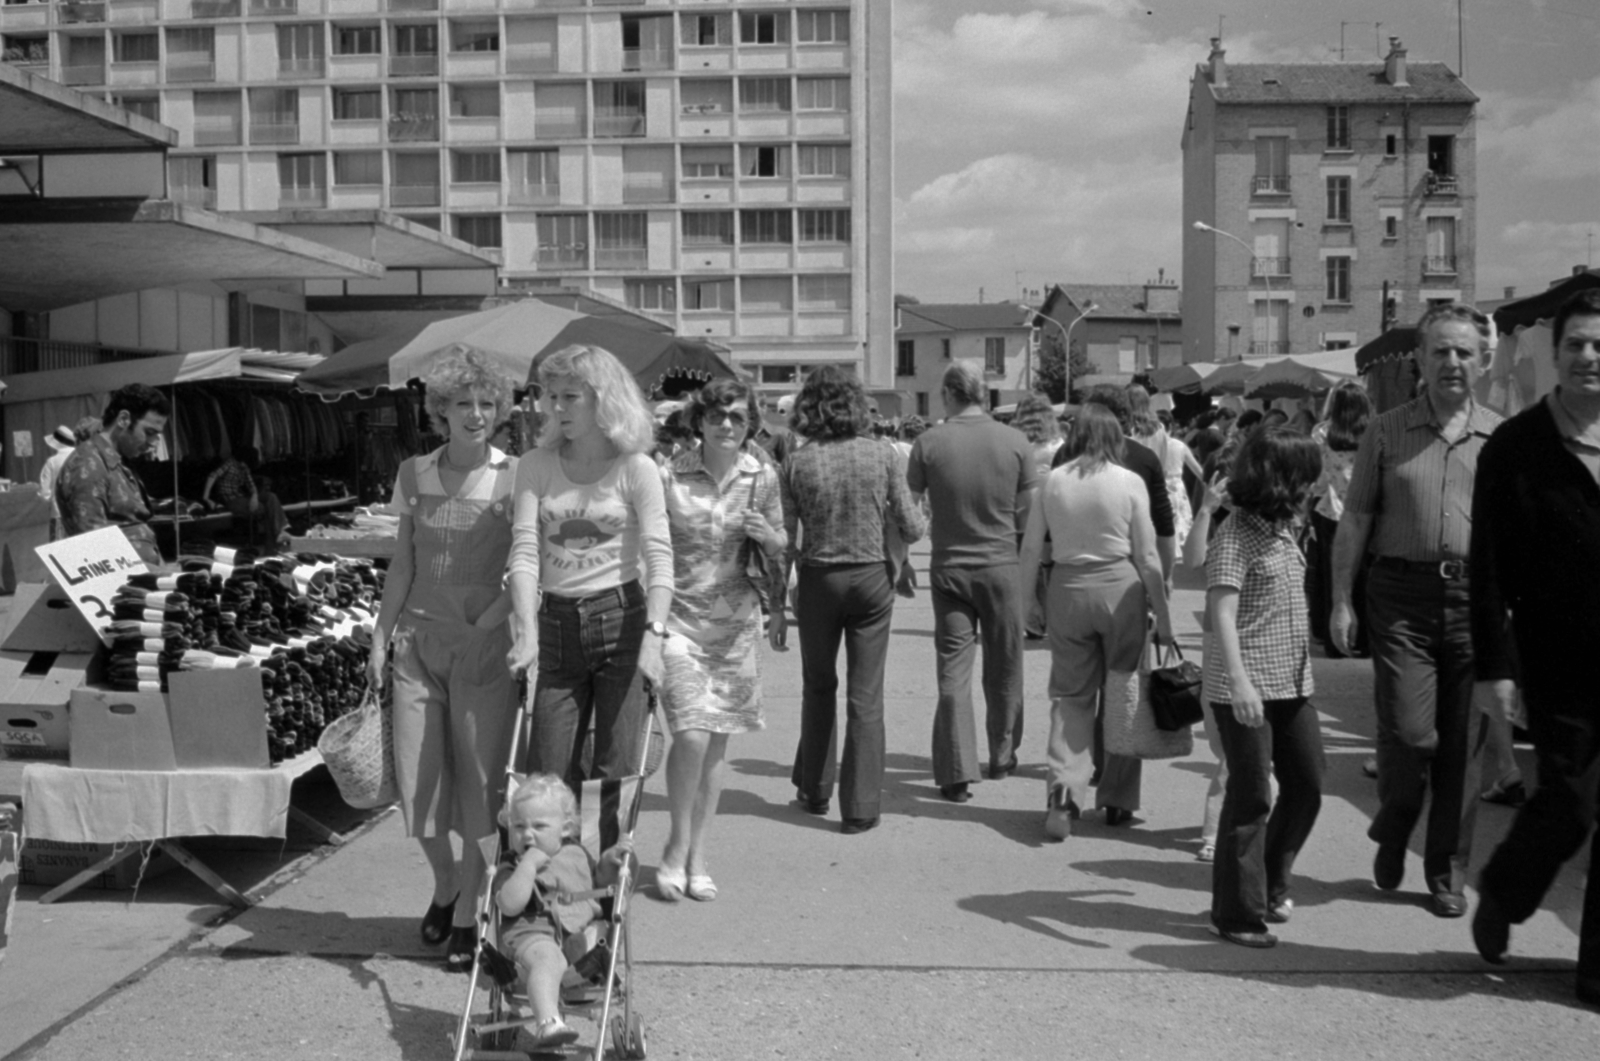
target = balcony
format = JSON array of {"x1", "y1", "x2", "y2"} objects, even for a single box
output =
[
  {"x1": 249, "y1": 0, "x2": 295, "y2": 14},
  {"x1": 250, "y1": 121, "x2": 299, "y2": 144},
  {"x1": 504, "y1": 49, "x2": 554, "y2": 75},
  {"x1": 389, "y1": 54, "x2": 438, "y2": 77},
  {"x1": 622, "y1": 173, "x2": 671, "y2": 204},
  {"x1": 279, "y1": 186, "x2": 326, "y2": 207},
  {"x1": 1251, "y1": 174, "x2": 1291, "y2": 195},
  {"x1": 193, "y1": 117, "x2": 241, "y2": 145},
  {"x1": 594, "y1": 109, "x2": 644, "y2": 138},
  {"x1": 385, "y1": 0, "x2": 436, "y2": 10},
  {"x1": 60, "y1": 63, "x2": 106, "y2": 85},
  {"x1": 595, "y1": 246, "x2": 648, "y2": 269},
  {"x1": 388, "y1": 116, "x2": 438, "y2": 141},
  {"x1": 1249, "y1": 341, "x2": 1292, "y2": 356},
  {"x1": 1424, "y1": 255, "x2": 1458, "y2": 275},
  {"x1": 166, "y1": 59, "x2": 216, "y2": 82},
  {"x1": 57, "y1": 2, "x2": 108, "y2": 24},
  {"x1": 537, "y1": 246, "x2": 587, "y2": 270},
  {"x1": 390, "y1": 184, "x2": 441, "y2": 207},
  {"x1": 1425, "y1": 171, "x2": 1459, "y2": 196},
  {"x1": 190, "y1": 0, "x2": 240, "y2": 16},
  {"x1": 622, "y1": 47, "x2": 671, "y2": 72},
  {"x1": 278, "y1": 56, "x2": 324, "y2": 78},
  {"x1": 1251, "y1": 256, "x2": 1290, "y2": 278},
  {"x1": 507, "y1": 182, "x2": 558, "y2": 206}
]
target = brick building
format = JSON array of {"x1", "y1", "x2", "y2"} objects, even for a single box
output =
[{"x1": 1180, "y1": 37, "x2": 1477, "y2": 362}]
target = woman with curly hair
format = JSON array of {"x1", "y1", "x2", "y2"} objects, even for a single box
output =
[
  {"x1": 1205, "y1": 426, "x2": 1324, "y2": 948},
  {"x1": 1013, "y1": 394, "x2": 1063, "y2": 478},
  {"x1": 369, "y1": 347, "x2": 521, "y2": 970},
  {"x1": 654, "y1": 379, "x2": 787, "y2": 900},
  {"x1": 507, "y1": 345, "x2": 674, "y2": 799},
  {"x1": 783, "y1": 366, "x2": 925, "y2": 834}
]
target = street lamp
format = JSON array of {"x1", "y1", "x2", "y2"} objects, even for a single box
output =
[
  {"x1": 1018, "y1": 302, "x2": 1096, "y2": 396},
  {"x1": 1194, "y1": 220, "x2": 1267, "y2": 360}
]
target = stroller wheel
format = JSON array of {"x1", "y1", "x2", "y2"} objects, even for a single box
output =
[{"x1": 610, "y1": 1012, "x2": 647, "y2": 1060}]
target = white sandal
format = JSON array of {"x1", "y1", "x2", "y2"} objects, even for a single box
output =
[{"x1": 686, "y1": 873, "x2": 718, "y2": 902}]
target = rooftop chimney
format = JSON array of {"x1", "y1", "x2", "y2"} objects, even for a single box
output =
[
  {"x1": 1384, "y1": 37, "x2": 1408, "y2": 87},
  {"x1": 1505, "y1": 286, "x2": 1517, "y2": 299},
  {"x1": 1208, "y1": 38, "x2": 1227, "y2": 88}
]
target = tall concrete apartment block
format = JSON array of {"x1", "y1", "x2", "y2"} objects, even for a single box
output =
[
  {"x1": 1180, "y1": 37, "x2": 1477, "y2": 363},
  {"x1": 1, "y1": 0, "x2": 893, "y2": 388}
]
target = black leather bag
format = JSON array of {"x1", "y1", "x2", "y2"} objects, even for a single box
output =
[
  {"x1": 1149, "y1": 644, "x2": 1205, "y2": 731},
  {"x1": 738, "y1": 477, "x2": 777, "y2": 612}
]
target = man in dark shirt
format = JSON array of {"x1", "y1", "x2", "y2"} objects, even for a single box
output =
[
  {"x1": 56, "y1": 383, "x2": 170, "y2": 565},
  {"x1": 1469, "y1": 289, "x2": 1600, "y2": 1006}
]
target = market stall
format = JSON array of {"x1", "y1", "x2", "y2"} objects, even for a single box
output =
[{"x1": 1481, "y1": 270, "x2": 1600, "y2": 416}]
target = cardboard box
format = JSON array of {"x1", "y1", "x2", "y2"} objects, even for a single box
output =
[
  {"x1": 166, "y1": 670, "x2": 269, "y2": 770},
  {"x1": 69, "y1": 687, "x2": 178, "y2": 772},
  {"x1": 0, "y1": 650, "x2": 98, "y2": 761},
  {"x1": 1, "y1": 583, "x2": 101, "y2": 654},
  {"x1": 17, "y1": 836, "x2": 174, "y2": 890}
]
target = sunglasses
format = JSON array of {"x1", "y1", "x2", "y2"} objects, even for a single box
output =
[{"x1": 704, "y1": 406, "x2": 750, "y2": 428}]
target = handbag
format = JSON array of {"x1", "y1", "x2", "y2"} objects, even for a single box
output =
[
  {"x1": 1149, "y1": 644, "x2": 1205, "y2": 731},
  {"x1": 1103, "y1": 641, "x2": 1195, "y2": 760},
  {"x1": 317, "y1": 683, "x2": 398, "y2": 809},
  {"x1": 737, "y1": 475, "x2": 777, "y2": 612}
]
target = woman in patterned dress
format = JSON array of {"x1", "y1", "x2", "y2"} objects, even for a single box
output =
[{"x1": 655, "y1": 380, "x2": 786, "y2": 901}]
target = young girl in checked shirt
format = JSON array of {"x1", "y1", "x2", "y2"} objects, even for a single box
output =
[{"x1": 1204, "y1": 427, "x2": 1325, "y2": 949}]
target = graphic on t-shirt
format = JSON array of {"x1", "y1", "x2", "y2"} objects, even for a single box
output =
[
  {"x1": 543, "y1": 508, "x2": 627, "y2": 574},
  {"x1": 548, "y1": 518, "x2": 614, "y2": 552}
]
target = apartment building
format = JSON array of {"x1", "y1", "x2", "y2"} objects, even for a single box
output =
[
  {"x1": 0, "y1": 0, "x2": 893, "y2": 387},
  {"x1": 1180, "y1": 38, "x2": 1477, "y2": 362}
]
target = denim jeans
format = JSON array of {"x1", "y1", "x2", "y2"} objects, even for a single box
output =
[
  {"x1": 1210, "y1": 697, "x2": 1325, "y2": 935},
  {"x1": 530, "y1": 581, "x2": 648, "y2": 792},
  {"x1": 791, "y1": 562, "x2": 895, "y2": 819},
  {"x1": 929, "y1": 563, "x2": 1025, "y2": 786},
  {"x1": 1365, "y1": 565, "x2": 1484, "y2": 895}
]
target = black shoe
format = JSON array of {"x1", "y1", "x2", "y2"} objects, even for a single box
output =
[
  {"x1": 1472, "y1": 890, "x2": 1510, "y2": 963},
  {"x1": 793, "y1": 792, "x2": 829, "y2": 816},
  {"x1": 987, "y1": 759, "x2": 1019, "y2": 781},
  {"x1": 1213, "y1": 925, "x2": 1277, "y2": 949},
  {"x1": 1089, "y1": 768, "x2": 1103, "y2": 787},
  {"x1": 1373, "y1": 844, "x2": 1405, "y2": 891},
  {"x1": 1431, "y1": 891, "x2": 1469, "y2": 919},
  {"x1": 939, "y1": 783, "x2": 972, "y2": 803},
  {"x1": 1481, "y1": 779, "x2": 1529, "y2": 807},
  {"x1": 1104, "y1": 806, "x2": 1131, "y2": 827},
  {"x1": 420, "y1": 893, "x2": 458, "y2": 945},
  {"x1": 840, "y1": 816, "x2": 879, "y2": 835},
  {"x1": 444, "y1": 925, "x2": 478, "y2": 972}
]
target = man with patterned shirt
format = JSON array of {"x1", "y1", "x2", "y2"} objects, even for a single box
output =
[
  {"x1": 1330, "y1": 303, "x2": 1504, "y2": 919},
  {"x1": 56, "y1": 383, "x2": 170, "y2": 565}
]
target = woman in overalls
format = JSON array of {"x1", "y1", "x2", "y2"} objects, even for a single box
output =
[{"x1": 368, "y1": 348, "x2": 520, "y2": 972}]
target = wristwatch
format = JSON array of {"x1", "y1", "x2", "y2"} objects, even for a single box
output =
[{"x1": 645, "y1": 620, "x2": 668, "y2": 639}]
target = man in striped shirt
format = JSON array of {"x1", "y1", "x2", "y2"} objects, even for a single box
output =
[{"x1": 1330, "y1": 303, "x2": 1504, "y2": 920}]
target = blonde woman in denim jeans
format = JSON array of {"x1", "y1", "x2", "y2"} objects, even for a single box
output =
[{"x1": 507, "y1": 345, "x2": 674, "y2": 797}]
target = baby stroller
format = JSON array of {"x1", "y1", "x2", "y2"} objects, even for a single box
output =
[{"x1": 451, "y1": 681, "x2": 663, "y2": 1060}]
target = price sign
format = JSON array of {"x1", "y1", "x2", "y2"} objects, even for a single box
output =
[
  {"x1": 34, "y1": 526, "x2": 150, "y2": 643},
  {"x1": 11, "y1": 431, "x2": 32, "y2": 459}
]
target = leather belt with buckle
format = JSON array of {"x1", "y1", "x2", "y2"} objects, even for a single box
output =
[{"x1": 1438, "y1": 559, "x2": 1468, "y2": 580}]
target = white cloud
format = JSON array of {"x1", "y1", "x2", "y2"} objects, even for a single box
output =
[{"x1": 1478, "y1": 78, "x2": 1600, "y2": 181}]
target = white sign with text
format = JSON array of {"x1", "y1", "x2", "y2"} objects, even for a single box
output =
[{"x1": 34, "y1": 526, "x2": 150, "y2": 642}]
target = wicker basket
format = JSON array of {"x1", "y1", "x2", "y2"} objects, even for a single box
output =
[
  {"x1": 1103, "y1": 648, "x2": 1194, "y2": 761},
  {"x1": 318, "y1": 685, "x2": 398, "y2": 809}
]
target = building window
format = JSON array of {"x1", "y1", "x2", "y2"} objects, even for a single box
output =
[
  {"x1": 278, "y1": 23, "x2": 324, "y2": 76},
  {"x1": 594, "y1": 81, "x2": 645, "y2": 138},
  {"x1": 333, "y1": 24, "x2": 380, "y2": 56},
  {"x1": 1383, "y1": 214, "x2": 1400, "y2": 239},
  {"x1": 680, "y1": 78, "x2": 733, "y2": 115},
  {"x1": 941, "y1": 338, "x2": 952, "y2": 358},
  {"x1": 1326, "y1": 105, "x2": 1350, "y2": 150},
  {"x1": 739, "y1": 77, "x2": 790, "y2": 113},
  {"x1": 1426, "y1": 217, "x2": 1457, "y2": 274},
  {"x1": 681, "y1": 13, "x2": 732, "y2": 47},
  {"x1": 192, "y1": 89, "x2": 242, "y2": 145},
  {"x1": 1325, "y1": 175, "x2": 1351, "y2": 223},
  {"x1": 1385, "y1": 132, "x2": 1398, "y2": 156},
  {"x1": 450, "y1": 83, "x2": 500, "y2": 118},
  {"x1": 535, "y1": 82, "x2": 587, "y2": 140},
  {"x1": 454, "y1": 214, "x2": 501, "y2": 250},
  {"x1": 984, "y1": 337, "x2": 1006, "y2": 375},
  {"x1": 740, "y1": 209, "x2": 792, "y2": 244},
  {"x1": 1325, "y1": 256, "x2": 1352, "y2": 303},
  {"x1": 594, "y1": 212, "x2": 647, "y2": 269},
  {"x1": 797, "y1": 77, "x2": 850, "y2": 112},
  {"x1": 760, "y1": 365, "x2": 798, "y2": 385},
  {"x1": 916, "y1": 392, "x2": 929, "y2": 417},
  {"x1": 625, "y1": 278, "x2": 676, "y2": 313},
  {"x1": 1252, "y1": 300, "x2": 1289, "y2": 356},
  {"x1": 1426, "y1": 135, "x2": 1458, "y2": 194},
  {"x1": 1252, "y1": 136, "x2": 1289, "y2": 194},
  {"x1": 797, "y1": 144, "x2": 849, "y2": 178},
  {"x1": 799, "y1": 275, "x2": 850, "y2": 312},
  {"x1": 684, "y1": 278, "x2": 734, "y2": 312},
  {"x1": 507, "y1": 149, "x2": 558, "y2": 203},
  {"x1": 169, "y1": 155, "x2": 214, "y2": 207},
  {"x1": 393, "y1": 23, "x2": 438, "y2": 57},
  {"x1": 799, "y1": 208, "x2": 850, "y2": 243},
  {"x1": 333, "y1": 151, "x2": 382, "y2": 186},
  {"x1": 896, "y1": 339, "x2": 915, "y2": 378},
  {"x1": 536, "y1": 213, "x2": 587, "y2": 269},
  {"x1": 682, "y1": 211, "x2": 734, "y2": 246},
  {"x1": 738, "y1": 12, "x2": 788, "y2": 45},
  {"x1": 390, "y1": 152, "x2": 440, "y2": 206},
  {"x1": 742, "y1": 276, "x2": 793, "y2": 312},
  {"x1": 742, "y1": 145, "x2": 789, "y2": 179},
  {"x1": 115, "y1": 94, "x2": 159, "y2": 120},
  {"x1": 389, "y1": 87, "x2": 438, "y2": 140},
  {"x1": 277, "y1": 153, "x2": 326, "y2": 205},
  {"x1": 451, "y1": 149, "x2": 500, "y2": 184},
  {"x1": 682, "y1": 146, "x2": 733, "y2": 180},
  {"x1": 796, "y1": 9, "x2": 850, "y2": 44},
  {"x1": 449, "y1": 21, "x2": 498, "y2": 53},
  {"x1": 332, "y1": 87, "x2": 381, "y2": 121},
  {"x1": 113, "y1": 32, "x2": 159, "y2": 64}
]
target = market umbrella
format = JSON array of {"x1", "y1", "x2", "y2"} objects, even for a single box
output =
[
  {"x1": 527, "y1": 316, "x2": 742, "y2": 396},
  {"x1": 1491, "y1": 269, "x2": 1600, "y2": 336},
  {"x1": 1149, "y1": 361, "x2": 1222, "y2": 394},
  {"x1": 297, "y1": 300, "x2": 589, "y2": 397},
  {"x1": 1244, "y1": 358, "x2": 1357, "y2": 400},
  {"x1": 1198, "y1": 359, "x2": 1262, "y2": 394},
  {"x1": 1354, "y1": 327, "x2": 1418, "y2": 373}
]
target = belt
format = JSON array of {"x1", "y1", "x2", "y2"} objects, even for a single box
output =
[{"x1": 1372, "y1": 555, "x2": 1469, "y2": 580}]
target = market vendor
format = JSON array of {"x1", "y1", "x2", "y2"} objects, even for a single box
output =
[
  {"x1": 202, "y1": 446, "x2": 288, "y2": 549},
  {"x1": 55, "y1": 383, "x2": 170, "y2": 565}
]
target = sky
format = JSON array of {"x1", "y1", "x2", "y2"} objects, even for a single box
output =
[{"x1": 892, "y1": 0, "x2": 1600, "y2": 306}]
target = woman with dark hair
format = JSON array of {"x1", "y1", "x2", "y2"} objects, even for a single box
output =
[
  {"x1": 1019, "y1": 403, "x2": 1173, "y2": 839},
  {"x1": 655, "y1": 380, "x2": 786, "y2": 900},
  {"x1": 1308, "y1": 381, "x2": 1372, "y2": 655},
  {"x1": 782, "y1": 365, "x2": 925, "y2": 834},
  {"x1": 1204, "y1": 427, "x2": 1324, "y2": 948},
  {"x1": 1128, "y1": 385, "x2": 1203, "y2": 549}
]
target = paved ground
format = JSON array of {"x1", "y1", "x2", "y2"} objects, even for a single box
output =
[{"x1": 2, "y1": 551, "x2": 1595, "y2": 1060}]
